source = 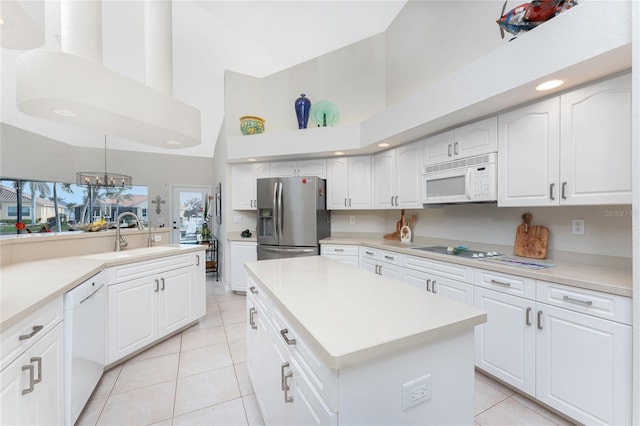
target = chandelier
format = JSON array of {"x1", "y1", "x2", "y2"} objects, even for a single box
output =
[{"x1": 76, "y1": 135, "x2": 133, "y2": 188}]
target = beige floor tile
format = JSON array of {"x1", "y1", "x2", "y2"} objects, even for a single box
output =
[
  {"x1": 112, "y1": 353, "x2": 179, "y2": 394},
  {"x1": 179, "y1": 342, "x2": 233, "y2": 378},
  {"x1": 219, "y1": 299, "x2": 246, "y2": 313},
  {"x1": 207, "y1": 302, "x2": 222, "y2": 315},
  {"x1": 229, "y1": 338, "x2": 247, "y2": 364},
  {"x1": 174, "y1": 366, "x2": 241, "y2": 417},
  {"x1": 475, "y1": 374, "x2": 511, "y2": 415},
  {"x1": 476, "y1": 370, "x2": 516, "y2": 397},
  {"x1": 75, "y1": 397, "x2": 107, "y2": 426},
  {"x1": 97, "y1": 380, "x2": 175, "y2": 426},
  {"x1": 91, "y1": 364, "x2": 122, "y2": 399},
  {"x1": 149, "y1": 419, "x2": 173, "y2": 426},
  {"x1": 188, "y1": 310, "x2": 224, "y2": 331},
  {"x1": 234, "y1": 362, "x2": 254, "y2": 396},
  {"x1": 476, "y1": 397, "x2": 558, "y2": 426},
  {"x1": 242, "y1": 393, "x2": 265, "y2": 426},
  {"x1": 172, "y1": 398, "x2": 248, "y2": 426},
  {"x1": 181, "y1": 325, "x2": 227, "y2": 351},
  {"x1": 225, "y1": 321, "x2": 247, "y2": 342},
  {"x1": 510, "y1": 394, "x2": 577, "y2": 426},
  {"x1": 128, "y1": 333, "x2": 182, "y2": 362},
  {"x1": 222, "y1": 309, "x2": 247, "y2": 326}
]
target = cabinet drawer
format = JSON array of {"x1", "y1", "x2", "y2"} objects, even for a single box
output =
[
  {"x1": 107, "y1": 254, "x2": 193, "y2": 284},
  {"x1": 1, "y1": 297, "x2": 63, "y2": 371},
  {"x1": 536, "y1": 280, "x2": 631, "y2": 325},
  {"x1": 474, "y1": 269, "x2": 535, "y2": 299},
  {"x1": 405, "y1": 255, "x2": 472, "y2": 282},
  {"x1": 379, "y1": 250, "x2": 404, "y2": 266},
  {"x1": 247, "y1": 278, "x2": 269, "y2": 315},
  {"x1": 359, "y1": 246, "x2": 380, "y2": 260},
  {"x1": 321, "y1": 245, "x2": 358, "y2": 256}
]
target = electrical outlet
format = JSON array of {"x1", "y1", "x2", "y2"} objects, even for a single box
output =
[
  {"x1": 402, "y1": 373, "x2": 432, "y2": 410},
  {"x1": 571, "y1": 219, "x2": 585, "y2": 235},
  {"x1": 349, "y1": 216, "x2": 356, "y2": 224},
  {"x1": 153, "y1": 234, "x2": 162, "y2": 242}
]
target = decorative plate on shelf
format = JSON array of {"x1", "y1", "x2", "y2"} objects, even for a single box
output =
[{"x1": 310, "y1": 101, "x2": 339, "y2": 127}]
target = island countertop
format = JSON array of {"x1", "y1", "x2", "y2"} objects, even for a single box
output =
[{"x1": 245, "y1": 256, "x2": 486, "y2": 369}]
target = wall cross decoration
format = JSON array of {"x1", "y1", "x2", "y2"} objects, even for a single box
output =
[{"x1": 151, "y1": 195, "x2": 166, "y2": 214}]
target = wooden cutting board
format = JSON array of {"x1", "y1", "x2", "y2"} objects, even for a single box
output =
[{"x1": 514, "y1": 213, "x2": 549, "y2": 259}]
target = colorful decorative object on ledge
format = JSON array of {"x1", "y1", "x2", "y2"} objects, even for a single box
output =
[
  {"x1": 497, "y1": 0, "x2": 578, "y2": 39},
  {"x1": 240, "y1": 116, "x2": 265, "y2": 135},
  {"x1": 294, "y1": 94, "x2": 312, "y2": 129},
  {"x1": 310, "y1": 100, "x2": 339, "y2": 127}
]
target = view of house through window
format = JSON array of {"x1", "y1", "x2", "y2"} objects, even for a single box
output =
[{"x1": 0, "y1": 178, "x2": 148, "y2": 235}]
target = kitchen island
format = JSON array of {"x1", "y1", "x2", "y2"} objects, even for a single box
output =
[{"x1": 245, "y1": 256, "x2": 486, "y2": 425}]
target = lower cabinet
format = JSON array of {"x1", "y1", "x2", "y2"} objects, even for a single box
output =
[
  {"x1": 359, "y1": 247, "x2": 405, "y2": 282},
  {"x1": 0, "y1": 322, "x2": 64, "y2": 426},
  {"x1": 406, "y1": 268, "x2": 474, "y2": 305},
  {"x1": 230, "y1": 241, "x2": 257, "y2": 292},
  {"x1": 107, "y1": 253, "x2": 202, "y2": 364},
  {"x1": 320, "y1": 244, "x2": 359, "y2": 268}
]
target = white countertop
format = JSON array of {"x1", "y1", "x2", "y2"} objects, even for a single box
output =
[
  {"x1": 321, "y1": 235, "x2": 633, "y2": 297},
  {"x1": 245, "y1": 256, "x2": 486, "y2": 369},
  {"x1": 0, "y1": 245, "x2": 204, "y2": 333},
  {"x1": 227, "y1": 231, "x2": 257, "y2": 242}
]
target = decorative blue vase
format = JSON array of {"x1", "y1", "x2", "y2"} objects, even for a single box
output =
[{"x1": 294, "y1": 94, "x2": 311, "y2": 129}]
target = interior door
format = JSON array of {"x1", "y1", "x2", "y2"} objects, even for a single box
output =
[{"x1": 170, "y1": 185, "x2": 211, "y2": 244}]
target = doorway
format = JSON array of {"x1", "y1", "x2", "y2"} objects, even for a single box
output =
[{"x1": 170, "y1": 185, "x2": 211, "y2": 244}]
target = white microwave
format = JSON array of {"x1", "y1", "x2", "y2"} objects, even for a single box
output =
[{"x1": 422, "y1": 153, "x2": 497, "y2": 204}]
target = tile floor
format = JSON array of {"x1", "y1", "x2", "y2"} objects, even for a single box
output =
[{"x1": 77, "y1": 275, "x2": 576, "y2": 426}]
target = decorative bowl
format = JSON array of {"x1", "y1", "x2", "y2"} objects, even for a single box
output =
[{"x1": 240, "y1": 116, "x2": 265, "y2": 135}]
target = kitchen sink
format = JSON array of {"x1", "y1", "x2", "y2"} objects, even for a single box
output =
[{"x1": 411, "y1": 245, "x2": 501, "y2": 258}]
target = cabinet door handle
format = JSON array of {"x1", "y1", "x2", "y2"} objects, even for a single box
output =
[
  {"x1": 432, "y1": 280, "x2": 437, "y2": 294},
  {"x1": 374, "y1": 264, "x2": 379, "y2": 274},
  {"x1": 21, "y1": 364, "x2": 35, "y2": 395},
  {"x1": 31, "y1": 357, "x2": 42, "y2": 385},
  {"x1": 249, "y1": 286, "x2": 258, "y2": 294},
  {"x1": 284, "y1": 371, "x2": 294, "y2": 403},
  {"x1": 537, "y1": 310, "x2": 543, "y2": 330},
  {"x1": 448, "y1": 144, "x2": 452, "y2": 157},
  {"x1": 280, "y1": 362, "x2": 289, "y2": 391},
  {"x1": 525, "y1": 307, "x2": 532, "y2": 326},
  {"x1": 378, "y1": 265, "x2": 383, "y2": 275},
  {"x1": 426, "y1": 279, "x2": 431, "y2": 292},
  {"x1": 561, "y1": 182, "x2": 567, "y2": 200},
  {"x1": 160, "y1": 278, "x2": 165, "y2": 291},
  {"x1": 195, "y1": 255, "x2": 200, "y2": 266},
  {"x1": 280, "y1": 328, "x2": 297, "y2": 345},
  {"x1": 454, "y1": 142, "x2": 459, "y2": 155},
  {"x1": 395, "y1": 196, "x2": 399, "y2": 206},
  {"x1": 490, "y1": 279, "x2": 512, "y2": 287},
  {"x1": 390, "y1": 196, "x2": 394, "y2": 206},
  {"x1": 19, "y1": 325, "x2": 43, "y2": 341},
  {"x1": 154, "y1": 279, "x2": 160, "y2": 292},
  {"x1": 249, "y1": 307, "x2": 257, "y2": 329},
  {"x1": 562, "y1": 295, "x2": 593, "y2": 306},
  {"x1": 549, "y1": 183, "x2": 555, "y2": 200},
  {"x1": 344, "y1": 198, "x2": 347, "y2": 207},
  {"x1": 349, "y1": 198, "x2": 352, "y2": 207}
]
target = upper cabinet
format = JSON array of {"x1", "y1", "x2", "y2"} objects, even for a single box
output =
[
  {"x1": 498, "y1": 73, "x2": 631, "y2": 207},
  {"x1": 270, "y1": 159, "x2": 327, "y2": 179},
  {"x1": 232, "y1": 163, "x2": 270, "y2": 210},
  {"x1": 423, "y1": 117, "x2": 498, "y2": 165},
  {"x1": 326, "y1": 156, "x2": 371, "y2": 210},
  {"x1": 372, "y1": 143, "x2": 422, "y2": 209}
]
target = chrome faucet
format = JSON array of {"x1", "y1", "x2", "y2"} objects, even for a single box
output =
[{"x1": 115, "y1": 212, "x2": 145, "y2": 251}]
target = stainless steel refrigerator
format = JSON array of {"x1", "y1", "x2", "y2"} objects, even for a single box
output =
[{"x1": 256, "y1": 176, "x2": 330, "y2": 260}]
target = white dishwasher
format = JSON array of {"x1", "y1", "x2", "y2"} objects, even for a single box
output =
[{"x1": 63, "y1": 271, "x2": 106, "y2": 426}]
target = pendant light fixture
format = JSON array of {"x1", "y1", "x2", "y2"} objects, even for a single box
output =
[{"x1": 76, "y1": 135, "x2": 133, "y2": 188}]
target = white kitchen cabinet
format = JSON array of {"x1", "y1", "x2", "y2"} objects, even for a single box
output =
[
  {"x1": 326, "y1": 156, "x2": 371, "y2": 210},
  {"x1": 372, "y1": 143, "x2": 422, "y2": 209},
  {"x1": 1, "y1": 322, "x2": 64, "y2": 426},
  {"x1": 423, "y1": 116, "x2": 497, "y2": 165},
  {"x1": 320, "y1": 244, "x2": 359, "y2": 268},
  {"x1": 498, "y1": 73, "x2": 631, "y2": 207},
  {"x1": 405, "y1": 268, "x2": 473, "y2": 305},
  {"x1": 230, "y1": 241, "x2": 257, "y2": 292},
  {"x1": 270, "y1": 159, "x2": 326, "y2": 178},
  {"x1": 290, "y1": 356, "x2": 337, "y2": 426},
  {"x1": 106, "y1": 252, "x2": 202, "y2": 363},
  {"x1": 232, "y1": 162, "x2": 270, "y2": 210},
  {"x1": 359, "y1": 247, "x2": 405, "y2": 282}
]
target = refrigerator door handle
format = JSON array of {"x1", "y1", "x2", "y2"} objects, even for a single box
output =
[
  {"x1": 278, "y1": 182, "x2": 283, "y2": 240},
  {"x1": 273, "y1": 181, "x2": 279, "y2": 237}
]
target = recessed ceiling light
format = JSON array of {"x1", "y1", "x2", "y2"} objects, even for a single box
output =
[
  {"x1": 377, "y1": 143, "x2": 390, "y2": 148},
  {"x1": 536, "y1": 79, "x2": 564, "y2": 91},
  {"x1": 247, "y1": 158, "x2": 257, "y2": 162},
  {"x1": 165, "y1": 140, "x2": 182, "y2": 146},
  {"x1": 334, "y1": 151, "x2": 345, "y2": 156},
  {"x1": 52, "y1": 108, "x2": 77, "y2": 117}
]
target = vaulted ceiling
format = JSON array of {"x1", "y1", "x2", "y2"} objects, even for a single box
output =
[{"x1": 1, "y1": 1, "x2": 406, "y2": 158}]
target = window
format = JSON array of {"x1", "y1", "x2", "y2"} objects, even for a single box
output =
[{"x1": 7, "y1": 206, "x2": 30, "y2": 217}]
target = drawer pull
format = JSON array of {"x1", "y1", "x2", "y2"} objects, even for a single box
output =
[
  {"x1": 562, "y1": 295, "x2": 593, "y2": 306},
  {"x1": 537, "y1": 310, "x2": 543, "y2": 330},
  {"x1": 525, "y1": 307, "x2": 532, "y2": 326},
  {"x1": 384, "y1": 255, "x2": 395, "y2": 261},
  {"x1": 490, "y1": 279, "x2": 512, "y2": 287},
  {"x1": 249, "y1": 286, "x2": 258, "y2": 295},
  {"x1": 19, "y1": 325, "x2": 43, "y2": 341},
  {"x1": 365, "y1": 251, "x2": 374, "y2": 256},
  {"x1": 249, "y1": 307, "x2": 257, "y2": 329},
  {"x1": 334, "y1": 248, "x2": 344, "y2": 252},
  {"x1": 280, "y1": 328, "x2": 296, "y2": 345}
]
